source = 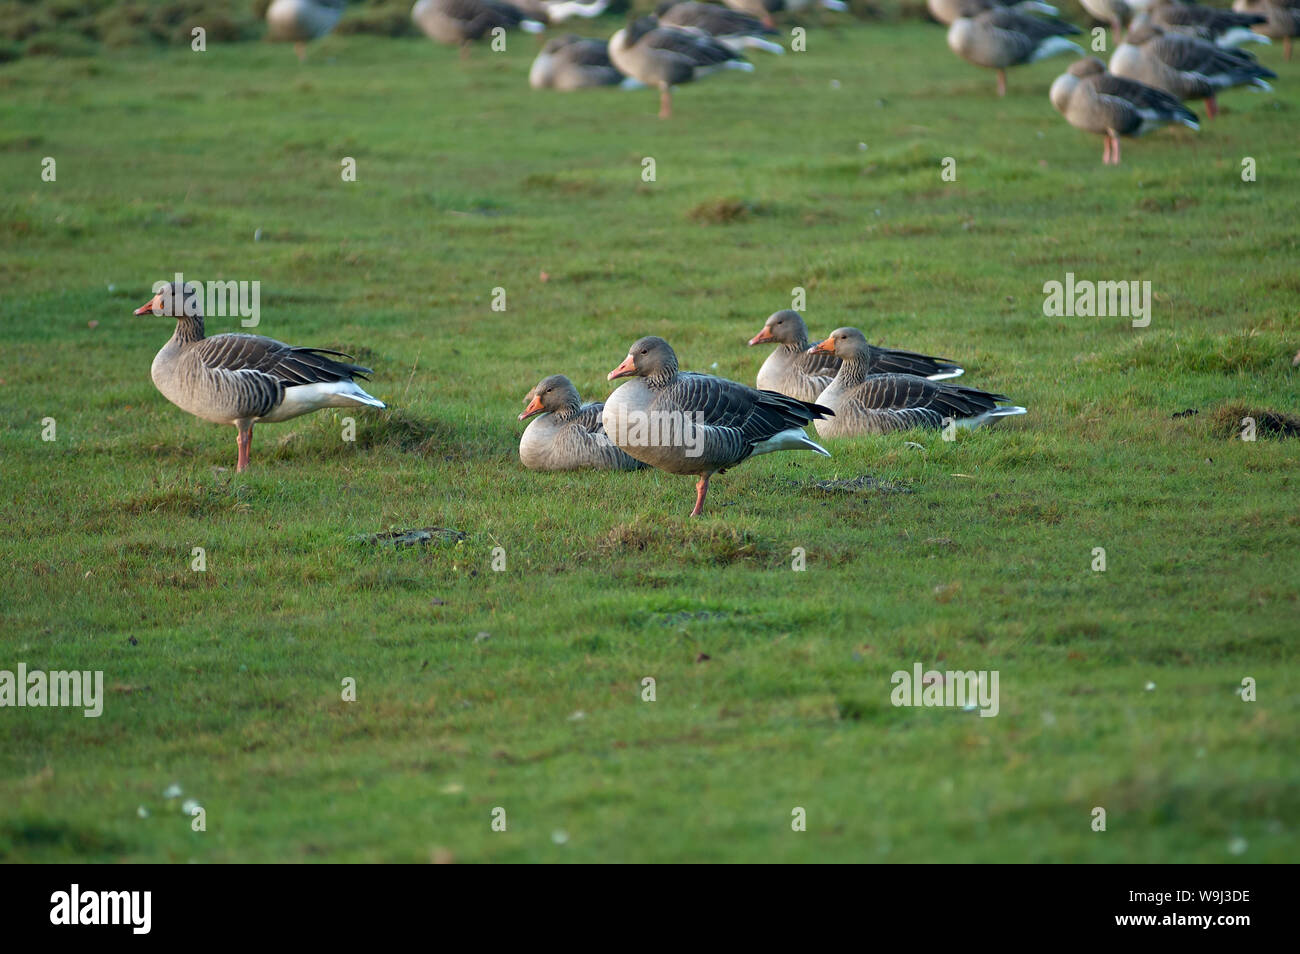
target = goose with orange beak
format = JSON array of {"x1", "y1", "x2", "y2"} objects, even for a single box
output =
[
  {"x1": 604, "y1": 336, "x2": 832, "y2": 517},
  {"x1": 807, "y1": 328, "x2": 1025, "y2": 438},
  {"x1": 518, "y1": 374, "x2": 646, "y2": 471},
  {"x1": 135, "y1": 281, "x2": 384, "y2": 472}
]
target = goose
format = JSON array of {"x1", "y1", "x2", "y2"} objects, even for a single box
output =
[
  {"x1": 807, "y1": 329, "x2": 1025, "y2": 438},
  {"x1": 655, "y1": 2, "x2": 785, "y2": 54},
  {"x1": 748, "y1": 310, "x2": 964, "y2": 403},
  {"x1": 928, "y1": 0, "x2": 1060, "y2": 28},
  {"x1": 1134, "y1": 0, "x2": 1269, "y2": 47},
  {"x1": 1110, "y1": 21, "x2": 1275, "y2": 118},
  {"x1": 519, "y1": 0, "x2": 613, "y2": 22},
  {"x1": 609, "y1": 16, "x2": 755, "y2": 119},
  {"x1": 1233, "y1": 0, "x2": 1299, "y2": 59},
  {"x1": 530, "y1": 35, "x2": 641, "y2": 89},
  {"x1": 1050, "y1": 57, "x2": 1199, "y2": 164},
  {"x1": 720, "y1": 0, "x2": 848, "y2": 29},
  {"x1": 518, "y1": 375, "x2": 647, "y2": 471},
  {"x1": 948, "y1": 8, "x2": 1084, "y2": 96},
  {"x1": 411, "y1": 0, "x2": 544, "y2": 57},
  {"x1": 604, "y1": 336, "x2": 831, "y2": 516},
  {"x1": 134, "y1": 281, "x2": 384, "y2": 472},
  {"x1": 266, "y1": 0, "x2": 347, "y2": 61},
  {"x1": 1078, "y1": 0, "x2": 1132, "y2": 43}
]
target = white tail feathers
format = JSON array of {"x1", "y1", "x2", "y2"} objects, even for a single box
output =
[
  {"x1": 544, "y1": 0, "x2": 610, "y2": 22},
  {"x1": 1216, "y1": 28, "x2": 1268, "y2": 48},
  {"x1": 1018, "y1": 1, "x2": 1059, "y2": 14},
  {"x1": 751, "y1": 428, "x2": 831, "y2": 458},
  {"x1": 927, "y1": 368, "x2": 965, "y2": 381},
  {"x1": 521, "y1": 19, "x2": 545, "y2": 34},
  {"x1": 726, "y1": 60, "x2": 756, "y2": 72},
  {"x1": 821, "y1": 0, "x2": 849, "y2": 9},
  {"x1": 1031, "y1": 37, "x2": 1085, "y2": 62}
]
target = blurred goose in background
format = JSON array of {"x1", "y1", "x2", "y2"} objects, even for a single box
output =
[
  {"x1": 134, "y1": 282, "x2": 384, "y2": 473},
  {"x1": 519, "y1": 0, "x2": 613, "y2": 22},
  {"x1": 604, "y1": 336, "x2": 831, "y2": 516},
  {"x1": 928, "y1": 0, "x2": 1060, "y2": 28},
  {"x1": 807, "y1": 329, "x2": 1025, "y2": 438},
  {"x1": 656, "y1": 2, "x2": 785, "y2": 54},
  {"x1": 1133, "y1": 0, "x2": 1269, "y2": 47},
  {"x1": 721, "y1": 0, "x2": 848, "y2": 30},
  {"x1": 530, "y1": 35, "x2": 642, "y2": 88},
  {"x1": 1050, "y1": 57, "x2": 1199, "y2": 164},
  {"x1": 1079, "y1": 0, "x2": 1132, "y2": 42},
  {"x1": 948, "y1": 8, "x2": 1084, "y2": 96},
  {"x1": 1233, "y1": 0, "x2": 1300, "y2": 59},
  {"x1": 266, "y1": 0, "x2": 346, "y2": 61},
  {"x1": 518, "y1": 375, "x2": 646, "y2": 471},
  {"x1": 609, "y1": 16, "x2": 755, "y2": 118},
  {"x1": 748, "y1": 310, "x2": 964, "y2": 403},
  {"x1": 1110, "y1": 21, "x2": 1275, "y2": 117},
  {"x1": 412, "y1": 0, "x2": 544, "y2": 57}
]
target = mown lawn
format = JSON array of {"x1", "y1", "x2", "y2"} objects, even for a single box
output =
[{"x1": 0, "y1": 17, "x2": 1297, "y2": 862}]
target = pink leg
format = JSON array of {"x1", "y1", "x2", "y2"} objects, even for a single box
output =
[
  {"x1": 689, "y1": 475, "x2": 710, "y2": 517},
  {"x1": 1205, "y1": 96, "x2": 1218, "y2": 120},
  {"x1": 996, "y1": 69, "x2": 1006, "y2": 98},
  {"x1": 659, "y1": 86, "x2": 672, "y2": 120},
  {"x1": 1112, "y1": 135, "x2": 1121, "y2": 166},
  {"x1": 1102, "y1": 136, "x2": 1111, "y2": 165},
  {"x1": 236, "y1": 421, "x2": 253, "y2": 472}
]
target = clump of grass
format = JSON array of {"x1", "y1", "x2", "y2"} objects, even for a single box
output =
[
  {"x1": 602, "y1": 518, "x2": 776, "y2": 565},
  {"x1": 1210, "y1": 402, "x2": 1300, "y2": 439},
  {"x1": 686, "y1": 197, "x2": 761, "y2": 225}
]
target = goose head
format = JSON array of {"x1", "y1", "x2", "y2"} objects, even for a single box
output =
[
  {"x1": 1051, "y1": 57, "x2": 1104, "y2": 111},
  {"x1": 134, "y1": 280, "x2": 203, "y2": 319},
  {"x1": 608, "y1": 336, "x2": 678, "y2": 380},
  {"x1": 807, "y1": 327, "x2": 870, "y2": 360},
  {"x1": 748, "y1": 309, "x2": 810, "y2": 347},
  {"x1": 519, "y1": 374, "x2": 581, "y2": 421},
  {"x1": 1124, "y1": 16, "x2": 1160, "y2": 45}
]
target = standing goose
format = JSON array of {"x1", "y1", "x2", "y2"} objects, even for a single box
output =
[
  {"x1": 1138, "y1": 0, "x2": 1269, "y2": 47},
  {"x1": 519, "y1": 375, "x2": 647, "y2": 470},
  {"x1": 1079, "y1": 0, "x2": 1132, "y2": 43},
  {"x1": 807, "y1": 329, "x2": 1025, "y2": 438},
  {"x1": 948, "y1": 8, "x2": 1084, "y2": 96},
  {"x1": 1233, "y1": 0, "x2": 1300, "y2": 59},
  {"x1": 411, "y1": 0, "x2": 545, "y2": 57},
  {"x1": 609, "y1": 16, "x2": 755, "y2": 119},
  {"x1": 134, "y1": 282, "x2": 385, "y2": 472},
  {"x1": 530, "y1": 35, "x2": 640, "y2": 89},
  {"x1": 266, "y1": 0, "x2": 347, "y2": 61},
  {"x1": 1110, "y1": 21, "x2": 1275, "y2": 118},
  {"x1": 721, "y1": 0, "x2": 848, "y2": 29},
  {"x1": 928, "y1": 0, "x2": 1060, "y2": 28},
  {"x1": 1050, "y1": 57, "x2": 1199, "y2": 164},
  {"x1": 748, "y1": 310, "x2": 964, "y2": 403},
  {"x1": 655, "y1": 2, "x2": 785, "y2": 54},
  {"x1": 604, "y1": 336, "x2": 832, "y2": 517}
]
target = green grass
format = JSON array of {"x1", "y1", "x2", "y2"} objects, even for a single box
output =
[{"x1": 1, "y1": 19, "x2": 1297, "y2": 863}]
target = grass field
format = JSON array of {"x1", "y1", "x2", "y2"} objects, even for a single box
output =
[{"x1": 1, "y1": 14, "x2": 1298, "y2": 863}]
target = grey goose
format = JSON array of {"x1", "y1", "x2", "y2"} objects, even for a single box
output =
[
  {"x1": 518, "y1": 375, "x2": 647, "y2": 471},
  {"x1": 411, "y1": 0, "x2": 544, "y2": 56},
  {"x1": 1050, "y1": 57, "x2": 1199, "y2": 164},
  {"x1": 1109, "y1": 21, "x2": 1275, "y2": 118},
  {"x1": 720, "y1": 0, "x2": 848, "y2": 29},
  {"x1": 604, "y1": 336, "x2": 831, "y2": 516},
  {"x1": 530, "y1": 35, "x2": 640, "y2": 90},
  {"x1": 1138, "y1": 0, "x2": 1269, "y2": 47},
  {"x1": 807, "y1": 328, "x2": 1025, "y2": 438},
  {"x1": 135, "y1": 282, "x2": 384, "y2": 472},
  {"x1": 947, "y1": 8, "x2": 1084, "y2": 96},
  {"x1": 609, "y1": 16, "x2": 755, "y2": 119},
  {"x1": 927, "y1": 0, "x2": 1060, "y2": 28},
  {"x1": 1079, "y1": 0, "x2": 1132, "y2": 42},
  {"x1": 655, "y1": 2, "x2": 785, "y2": 54},
  {"x1": 266, "y1": 0, "x2": 347, "y2": 61},
  {"x1": 748, "y1": 310, "x2": 964, "y2": 404},
  {"x1": 1233, "y1": 0, "x2": 1299, "y2": 59}
]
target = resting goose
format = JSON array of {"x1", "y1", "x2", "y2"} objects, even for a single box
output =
[
  {"x1": 656, "y1": 2, "x2": 785, "y2": 54},
  {"x1": 748, "y1": 310, "x2": 964, "y2": 403},
  {"x1": 411, "y1": 0, "x2": 544, "y2": 56},
  {"x1": 518, "y1": 375, "x2": 646, "y2": 471},
  {"x1": 807, "y1": 329, "x2": 1025, "y2": 438},
  {"x1": 721, "y1": 0, "x2": 848, "y2": 29},
  {"x1": 928, "y1": 0, "x2": 1060, "y2": 28},
  {"x1": 530, "y1": 35, "x2": 640, "y2": 89},
  {"x1": 135, "y1": 282, "x2": 384, "y2": 472},
  {"x1": 266, "y1": 0, "x2": 346, "y2": 61},
  {"x1": 948, "y1": 8, "x2": 1084, "y2": 96},
  {"x1": 1050, "y1": 57, "x2": 1199, "y2": 164},
  {"x1": 604, "y1": 336, "x2": 832, "y2": 517},
  {"x1": 1079, "y1": 0, "x2": 1132, "y2": 43},
  {"x1": 1233, "y1": 0, "x2": 1299, "y2": 59},
  {"x1": 609, "y1": 16, "x2": 755, "y2": 119},
  {"x1": 1137, "y1": 0, "x2": 1269, "y2": 47},
  {"x1": 1110, "y1": 21, "x2": 1275, "y2": 118}
]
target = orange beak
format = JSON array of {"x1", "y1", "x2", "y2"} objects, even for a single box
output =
[
  {"x1": 748, "y1": 327, "x2": 776, "y2": 346},
  {"x1": 518, "y1": 393, "x2": 545, "y2": 422},
  {"x1": 807, "y1": 337, "x2": 835, "y2": 355},
  {"x1": 607, "y1": 354, "x2": 637, "y2": 381},
  {"x1": 134, "y1": 293, "x2": 165, "y2": 316}
]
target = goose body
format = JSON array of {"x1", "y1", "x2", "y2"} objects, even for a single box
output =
[
  {"x1": 530, "y1": 35, "x2": 638, "y2": 89},
  {"x1": 135, "y1": 282, "x2": 384, "y2": 472},
  {"x1": 1109, "y1": 22, "x2": 1275, "y2": 116},
  {"x1": 1233, "y1": 0, "x2": 1300, "y2": 59},
  {"x1": 266, "y1": 0, "x2": 346, "y2": 59},
  {"x1": 604, "y1": 336, "x2": 831, "y2": 516},
  {"x1": 1138, "y1": 0, "x2": 1269, "y2": 47},
  {"x1": 1078, "y1": 0, "x2": 1132, "y2": 40},
  {"x1": 928, "y1": 0, "x2": 1060, "y2": 28},
  {"x1": 748, "y1": 310, "x2": 963, "y2": 403},
  {"x1": 948, "y1": 9, "x2": 1084, "y2": 95},
  {"x1": 411, "y1": 0, "x2": 544, "y2": 51},
  {"x1": 609, "y1": 16, "x2": 755, "y2": 118},
  {"x1": 1050, "y1": 57, "x2": 1199, "y2": 164},
  {"x1": 518, "y1": 375, "x2": 646, "y2": 471},
  {"x1": 720, "y1": 0, "x2": 848, "y2": 28},
  {"x1": 656, "y1": 2, "x2": 786, "y2": 54},
  {"x1": 807, "y1": 328, "x2": 1024, "y2": 438}
]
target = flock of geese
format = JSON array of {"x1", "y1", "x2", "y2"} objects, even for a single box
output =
[{"x1": 134, "y1": 284, "x2": 1023, "y2": 517}]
